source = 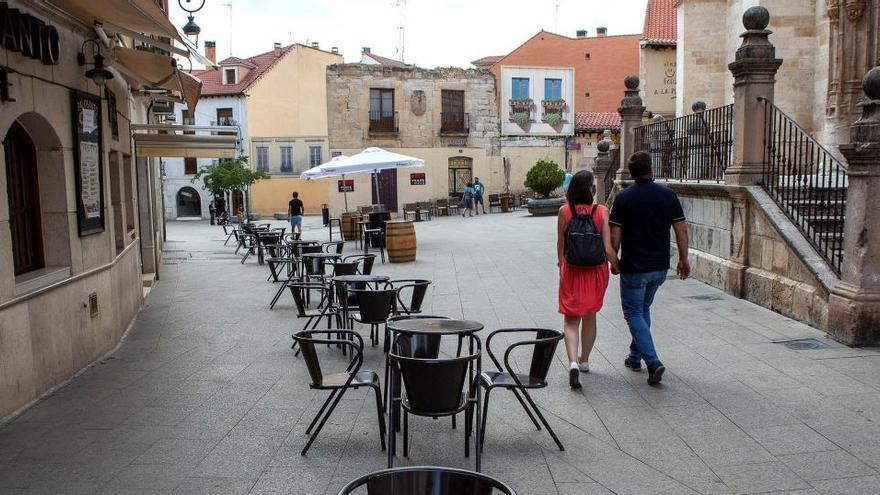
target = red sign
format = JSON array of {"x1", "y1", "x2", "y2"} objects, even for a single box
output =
[
  {"x1": 410, "y1": 173, "x2": 426, "y2": 185},
  {"x1": 337, "y1": 179, "x2": 354, "y2": 192}
]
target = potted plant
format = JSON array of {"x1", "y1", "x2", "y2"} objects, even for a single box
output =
[
  {"x1": 511, "y1": 111, "x2": 531, "y2": 127},
  {"x1": 523, "y1": 159, "x2": 566, "y2": 216},
  {"x1": 509, "y1": 98, "x2": 533, "y2": 111},
  {"x1": 542, "y1": 112, "x2": 563, "y2": 126}
]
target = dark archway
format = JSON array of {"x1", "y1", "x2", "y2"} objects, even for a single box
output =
[
  {"x1": 176, "y1": 186, "x2": 201, "y2": 217},
  {"x1": 4, "y1": 121, "x2": 44, "y2": 275}
]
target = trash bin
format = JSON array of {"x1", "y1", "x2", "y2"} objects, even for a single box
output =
[{"x1": 321, "y1": 204, "x2": 330, "y2": 226}]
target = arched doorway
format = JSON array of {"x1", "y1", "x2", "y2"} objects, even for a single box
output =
[
  {"x1": 176, "y1": 186, "x2": 201, "y2": 217},
  {"x1": 448, "y1": 156, "x2": 473, "y2": 198},
  {"x1": 4, "y1": 122, "x2": 44, "y2": 275}
]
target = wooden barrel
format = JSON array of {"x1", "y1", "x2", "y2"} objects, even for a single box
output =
[
  {"x1": 385, "y1": 220, "x2": 416, "y2": 263},
  {"x1": 341, "y1": 212, "x2": 362, "y2": 241}
]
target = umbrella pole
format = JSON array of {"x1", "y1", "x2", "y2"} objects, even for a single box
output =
[
  {"x1": 373, "y1": 169, "x2": 381, "y2": 208},
  {"x1": 342, "y1": 174, "x2": 349, "y2": 212}
]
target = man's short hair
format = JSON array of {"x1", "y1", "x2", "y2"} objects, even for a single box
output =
[
  {"x1": 627, "y1": 151, "x2": 652, "y2": 178},
  {"x1": 292, "y1": 192, "x2": 299, "y2": 198}
]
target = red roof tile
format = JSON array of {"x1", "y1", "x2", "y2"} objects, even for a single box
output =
[
  {"x1": 575, "y1": 112, "x2": 621, "y2": 133},
  {"x1": 191, "y1": 45, "x2": 294, "y2": 96},
  {"x1": 364, "y1": 53, "x2": 408, "y2": 68},
  {"x1": 642, "y1": 0, "x2": 676, "y2": 46},
  {"x1": 471, "y1": 55, "x2": 504, "y2": 68}
]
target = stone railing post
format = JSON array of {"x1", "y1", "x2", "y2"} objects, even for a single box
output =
[
  {"x1": 616, "y1": 76, "x2": 646, "y2": 182},
  {"x1": 829, "y1": 67, "x2": 880, "y2": 345},
  {"x1": 725, "y1": 6, "x2": 782, "y2": 186},
  {"x1": 593, "y1": 136, "x2": 613, "y2": 203}
]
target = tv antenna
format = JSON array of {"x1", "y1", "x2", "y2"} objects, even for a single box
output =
[
  {"x1": 554, "y1": 0, "x2": 561, "y2": 32},
  {"x1": 394, "y1": 0, "x2": 406, "y2": 63},
  {"x1": 222, "y1": 1, "x2": 233, "y2": 56}
]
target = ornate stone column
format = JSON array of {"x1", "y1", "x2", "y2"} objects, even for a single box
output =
[
  {"x1": 593, "y1": 136, "x2": 613, "y2": 203},
  {"x1": 616, "y1": 76, "x2": 646, "y2": 182},
  {"x1": 829, "y1": 67, "x2": 880, "y2": 345},
  {"x1": 725, "y1": 6, "x2": 782, "y2": 186}
]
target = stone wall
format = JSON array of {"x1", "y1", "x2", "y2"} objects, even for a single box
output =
[
  {"x1": 326, "y1": 64, "x2": 499, "y2": 150},
  {"x1": 664, "y1": 182, "x2": 833, "y2": 331}
]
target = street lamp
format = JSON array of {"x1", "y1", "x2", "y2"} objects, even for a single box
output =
[{"x1": 179, "y1": 0, "x2": 206, "y2": 47}]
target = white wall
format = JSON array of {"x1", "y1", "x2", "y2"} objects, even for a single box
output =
[{"x1": 500, "y1": 66, "x2": 575, "y2": 136}]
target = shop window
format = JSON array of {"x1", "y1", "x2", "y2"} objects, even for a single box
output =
[{"x1": 4, "y1": 122, "x2": 44, "y2": 275}]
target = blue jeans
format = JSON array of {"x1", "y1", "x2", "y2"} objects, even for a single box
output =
[
  {"x1": 290, "y1": 215, "x2": 303, "y2": 229},
  {"x1": 620, "y1": 270, "x2": 667, "y2": 367}
]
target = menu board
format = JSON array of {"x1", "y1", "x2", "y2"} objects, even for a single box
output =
[{"x1": 71, "y1": 91, "x2": 105, "y2": 236}]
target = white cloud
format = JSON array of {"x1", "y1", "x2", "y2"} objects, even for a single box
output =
[{"x1": 170, "y1": 0, "x2": 647, "y2": 68}]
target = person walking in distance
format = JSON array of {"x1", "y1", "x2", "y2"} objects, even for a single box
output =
[
  {"x1": 473, "y1": 177, "x2": 486, "y2": 214},
  {"x1": 208, "y1": 200, "x2": 216, "y2": 225},
  {"x1": 557, "y1": 170, "x2": 616, "y2": 389},
  {"x1": 461, "y1": 182, "x2": 475, "y2": 218},
  {"x1": 288, "y1": 191, "x2": 305, "y2": 239},
  {"x1": 609, "y1": 151, "x2": 690, "y2": 385}
]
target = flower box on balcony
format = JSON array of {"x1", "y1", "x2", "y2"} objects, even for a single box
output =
[
  {"x1": 542, "y1": 99, "x2": 566, "y2": 112},
  {"x1": 542, "y1": 112, "x2": 564, "y2": 127},
  {"x1": 509, "y1": 98, "x2": 533, "y2": 111}
]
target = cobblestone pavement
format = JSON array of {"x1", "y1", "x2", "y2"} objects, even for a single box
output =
[{"x1": 2, "y1": 212, "x2": 880, "y2": 494}]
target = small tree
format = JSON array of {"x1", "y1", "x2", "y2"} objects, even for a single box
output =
[
  {"x1": 524, "y1": 159, "x2": 565, "y2": 198},
  {"x1": 193, "y1": 156, "x2": 269, "y2": 218}
]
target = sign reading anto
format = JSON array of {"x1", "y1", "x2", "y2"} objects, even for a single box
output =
[{"x1": 0, "y1": 2, "x2": 61, "y2": 65}]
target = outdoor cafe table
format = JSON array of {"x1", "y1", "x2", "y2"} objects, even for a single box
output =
[{"x1": 384, "y1": 319, "x2": 484, "y2": 460}]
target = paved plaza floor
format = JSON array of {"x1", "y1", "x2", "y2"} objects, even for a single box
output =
[{"x1": 2, "y1": 211, "x2": 880, "y2": 494}]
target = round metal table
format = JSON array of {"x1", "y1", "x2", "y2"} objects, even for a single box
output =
[
  {"x1": 331, "y1": 275, "x2": 390, "y2": 284},
  {"x1": 386, "y1": 318, "x2": 483, "y2": 336}
]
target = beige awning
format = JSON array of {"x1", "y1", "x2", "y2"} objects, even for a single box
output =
[
  {"x1": 112, "y1": 48, "x2": 202, "y2": 111},
  {"x1": 48, "y1": 0, "x2": 183, "y2": 42},
  {"x1": 132, "y1": 124, "x2": 240, "y2": 159}
]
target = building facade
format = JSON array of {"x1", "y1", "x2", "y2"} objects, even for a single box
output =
[
  {"x1": 640, "y1": 0, "x2": 677, "y2": 118},
  {"x1": 325, "y1": 64, "x2": 500, "y2": 216}
]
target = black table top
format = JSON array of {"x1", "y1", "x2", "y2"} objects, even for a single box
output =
[
  {"x1": 302, "y1": 253, "x2": 342, "y2": 259},
  {"x1": 287, "y1": 239, "x2": 319, "y2": 245},
  {"x1": 331, "y1": 274, "x2": 390, "y2": 283},
  {"x1": 386, "y1": 318, "x2": 483, "y2": 335}
]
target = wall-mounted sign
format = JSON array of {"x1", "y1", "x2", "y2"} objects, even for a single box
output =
[
  {"x1": 338, "y1": 179, "x2": 354, "y2": 192},
  {"x1": 0, "y1": 2, "x2": 61, "y2": 65},
  {"x1": 410, "y1": 173, "x2": 426, "y2": 185},
  {"x1": 72, "y1": 90, "x2": 105, "y2": 236},
  {"x1": 106, "y1": 89, "x2": 119, "y2": 141},
  {"x1": 566, "y1": 141, "x2": 581, "y2": 150}
]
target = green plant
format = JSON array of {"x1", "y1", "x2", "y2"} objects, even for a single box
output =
[
  {"x1": 524, "y1": 159, "x2": 565, "y2": 198},
  {"x1": 511, "y1": 112, "x2": 530, "y2": 126},
  {"x1": 193, "y1": 156, "x2": 269, "y2": 217},
  {"x1": 543, "y1": 112, "x2": 563, "y2": 126}
]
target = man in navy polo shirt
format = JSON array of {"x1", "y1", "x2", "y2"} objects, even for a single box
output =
[{"x1": 609, "y1": 151, "x2": 690, "y2": 385}]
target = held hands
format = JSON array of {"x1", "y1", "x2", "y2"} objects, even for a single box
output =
[{"x1": 677, "y1": 258, "x2": 691, "y2": 280}]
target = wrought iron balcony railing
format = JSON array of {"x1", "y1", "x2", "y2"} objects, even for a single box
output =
[
  {"x1": 369, "y1": 110, "x2": 399, "y2": 133},
  {"x1": 440, "y1": 111, "x2": 469, "y2": 135}
]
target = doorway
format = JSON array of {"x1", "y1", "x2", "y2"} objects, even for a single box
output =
[
  {"x1": 4, "y1": 122, "x2": 44, "y2": 275},
  {"x1": 448, "y1": 156, "x2": 473, "y2": 198},
  {"x1": 176, "y1": 186, "x2": 201, "y2": 217},
  {"x1": 371, "y1": 169, "x2": 398, "y2": 212}
]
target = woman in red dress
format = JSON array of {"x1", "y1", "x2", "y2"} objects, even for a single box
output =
[{"x1": 557, "y1": 170, "x2": 618, "y2": 388}]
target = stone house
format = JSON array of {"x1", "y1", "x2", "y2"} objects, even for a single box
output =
[{"x1": 640, "y1": 0, "x2": 677, "y2": 119}]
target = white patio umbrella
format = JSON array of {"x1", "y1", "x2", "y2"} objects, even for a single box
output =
[
  {"x1": 301, "y1": 148, "x2": 425, "y2": 211},
  {"x1": 301, "y1": 155, "x2": 354, "y2": 211}
]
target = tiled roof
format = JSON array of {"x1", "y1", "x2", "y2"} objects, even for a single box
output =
[
  {"x1": 575, "y1": 112, "x2": 621, "y2": 133},
  {"x1": 642, "y1": 0, "x2": 676, "y2": 45},
  {"x1": 192, "y1": 45, "x2": 294, "y2": 96},
  {"x1": 471, "y1": 55, "x2": 504, "y2": 68},
  {"x1": 364, "y1": 53, "x2": 408, "y2": 68}
]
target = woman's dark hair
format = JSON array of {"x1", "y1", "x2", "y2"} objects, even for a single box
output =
[
  {"x1": 466, "y1": 182, "x2": 473, "y2": 188},
  {"x1": 566, "y1": 170, "x2": 595, "y2": 207}
]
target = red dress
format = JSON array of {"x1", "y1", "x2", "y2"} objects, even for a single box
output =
[{"x1": 558, "y1": 203, "x2": 610, "y2": 316}]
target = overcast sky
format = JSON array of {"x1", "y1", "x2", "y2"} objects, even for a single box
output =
[{"x1": 170, "y1": 0, "x2": 648, "y2": 68}]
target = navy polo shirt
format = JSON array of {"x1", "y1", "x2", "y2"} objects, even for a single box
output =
[{"x1": 609, "y1": 178, "x2": 685, "y2": 274}]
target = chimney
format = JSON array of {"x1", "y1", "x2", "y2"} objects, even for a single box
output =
[
  {"x1": 311, "y1": 41, "x2": 319, "y2": 49},
  {"x1": 596, "y1": 26, "x2": 607, "y2": 37},
  {"x1": 204, "y1": 40, "x2": 216, "y2": 63},
  {"x1": 576, "y1": 29, "x2": 588, "y2": 38},
  {"x1": 362, "y1": 46, "x2": 371, "y2": 55},
  {"x1": 331, "y1": 46, "x2": 339, "y2": 54},
  {"x1": 273, "y1": 42, "x2": 282, "y2": 57}
]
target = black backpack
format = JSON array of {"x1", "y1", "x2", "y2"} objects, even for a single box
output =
[{"x1": 564, "y1": 205, "x2": 606, "y2": 267}]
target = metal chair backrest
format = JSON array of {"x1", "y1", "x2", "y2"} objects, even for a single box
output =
[
  {"x1": 293, "y1": 330, "x2": 364, "y2": 389},
  {"x1": 332, "y1": 262, "x2": 359, "y2": 277},
  {"x1": 391, "y1": 279, "x2": 431, "y2": 314},
  {"x1": 487, "y1": 328, "x2": 562, "y2": 383},
  {"x1": 288, "y1": 282, "x2": 326, "y2": 317},
  {"x1": 391, "y1": 335, "x2": 480, "y2": 415},
  {"x1": 343, "y1": 254, "x2": 376, "y2": 275},
  {"x1": 298, "y1": 244, "x2": 323, "y2": 258},
  {"x1": 337, "y1": 466, "x2": 516, "y2": 495},
  {"x1": 323, "y1": 241, "x2": 344, "y2": 254},
  {"x1": 388, "y1": 315, "x2": 449, "y2": 359},
  {"x1": 352, "y1": 289, "x2": 396, "y2": 324}
]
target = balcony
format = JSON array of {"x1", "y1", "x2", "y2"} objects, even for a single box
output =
[
  {"x1": 440, "y1": 112, "x2": 469, "y2": 136},
  {"x1": 509, "y1": 99, "x2": 533, "y2": 127},
  {"x1": 211, "y1": 118, "x2": 238, "y2": 136},
  {"x1": 541, "y1": 100, "x2": 567, "y2": 126},
  {"x1": 369, "y1": 110, "x2": 398, "y2": 134}
]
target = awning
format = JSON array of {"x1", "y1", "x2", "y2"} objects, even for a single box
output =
[
  {"x1": 131, "y1": 124, "x2": 240, "y2": 159},
  {"x1": 48, "y1": 0, "x2": 183, "y2": 42},
  {"x1": 112, "y1": 47, "x2": 202, "y2": 110}
]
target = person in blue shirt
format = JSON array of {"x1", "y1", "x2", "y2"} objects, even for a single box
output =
[
  {"x1": 461, "y1": 183, "x2": 475, "y2": 217},
  {"x1": 473, "y1": 177, "x2": 486, "y2": 214},
  {"x1": 609, "y1": 151, "x2": 690, "y2": 386}
]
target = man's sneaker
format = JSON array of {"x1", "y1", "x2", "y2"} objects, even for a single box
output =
[
  {"x1": 647, "y1": 363, "x2": 666, "y2": 385},
  {"x1": 624, "y1": 358, "x2": 642, "y2": 372},
  {"x1": 569, "y1": 363, "x2": 582, "y2": 389},
  {"x1": 578, "y1": 361, "x2": 590, "y2": 373}
]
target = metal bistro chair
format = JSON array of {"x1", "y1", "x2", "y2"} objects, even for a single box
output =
[
  {"x1": 337, "y1": 466, "x2": 516, "y2": 495},
  {"x1": 322, "y1": 240, "x2": 344, "y2": 254},
  {"x1": 292, "y1": 330, "x2": 386, "y2": 456},
  {"x1": 349, "y1": 289, "x2": 396, "y2": 348},
  {"x1": 344, "y1": 254, "x2": 376, "y2": 275},
  {"x1": 288, "y1": 282, "x2": 339, "y2": 355},
  {"x1": 447, "y1": 197, "x2": 460, "y2": 216},
  {"x1": 383, "y1": 315, "x2": 450, "y2": 416},
  {"x1": 479, "y1": 328, "x2": 565, "y2": 452},
  {"x1": 388, "y1": 333, "x2": 482, "y2": 468},
  {"x1": 389, "y1": 279, "x2": 431, "y2": 316}
]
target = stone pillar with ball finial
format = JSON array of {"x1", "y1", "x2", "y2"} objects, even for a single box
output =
[
  {"x1": 615, "y1": 75, "x2": 646, "y2": 182},
  {"x1": 828, "y1": 66, "x2": 880, "y2": 346},
  {"x1": 725, "y1": 5, "x2": 783, "y2": 186},
  {"x1": 593, "y1": 132, "x2": 614, "y2": 203}
]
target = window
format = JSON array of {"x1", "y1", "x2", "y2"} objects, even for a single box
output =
[
  {"x1": 544, "y1": 79, "x2": 562, "y2": 100},
  {"x1": 441, "y1": 90, "x2": 466, "y2": 133},
  {"x1": 280, "y1": 146, "x2": 293, "y2": 173},
  {"x1": 512, "y1": 78, "x2": 529, "y2": 100},
  {"x1": 224, "y1": 68, "x2": 236, "y2": 84},
  {"x1": 216, "y1": 108, "x2": 234, "y2": 136},
  {"x1": 585, "y1": 52, "x2": 591, "y2": 60},
  {"x1": 309, "y1": 146, "x2": 323, "y2": 167},
  {"x1": 585, "y1": 92, "x2": 591, "y2": 98},
  {"x1": 182, "y1": 109, "x2": 197, "y2": 174},
  {"x1": 256, "y1": 146, "x2": 269, "y2": 172},
  {"x1": 4, "y1": 122, "x2": 44, "y2": 275},
  {"x1": 369, "y1": 88, "x2": 395, "y2": 132}
]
